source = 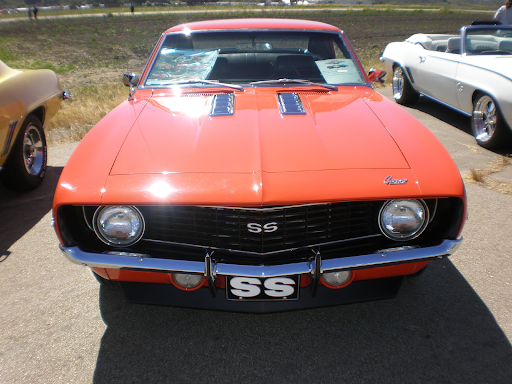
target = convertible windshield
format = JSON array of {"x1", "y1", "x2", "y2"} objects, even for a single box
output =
[
  {"x1": 144, "y1": 31, "x2": 365, "y2": 87},
  {"x1": 465, "y1": 27, "x2": 512, "y2": 55}
]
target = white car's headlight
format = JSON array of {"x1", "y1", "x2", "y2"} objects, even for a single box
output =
[
  {"x1": 93, "y1": 206, "x2": 145, "y2": 246},
  {"x1": 379, "y1": 199, "x2": 429, "y2": 241}
]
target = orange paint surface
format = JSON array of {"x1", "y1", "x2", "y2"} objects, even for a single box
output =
[{"x1": 99, "y1": 261, "x2": 430, "y2": 287}]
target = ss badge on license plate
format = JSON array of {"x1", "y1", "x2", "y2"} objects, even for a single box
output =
[{"x1": 227, "y1": 276, "x2": 300, "y2": 301}]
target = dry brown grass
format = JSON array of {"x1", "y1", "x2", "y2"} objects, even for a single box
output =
[
  {"x1": 46, "y1": 80, "x2": 127, "y2": 145},
  {"x1": 463, "y1": 156, "x2": 512, "y2": 195},
  {"x1": 44, "y1": 57, "x2": 388, "y2": 145}
]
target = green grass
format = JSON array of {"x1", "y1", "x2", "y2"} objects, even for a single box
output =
[
  {"x1": 19, "y1": 59, "x2": 76, "y2": 73},
  {"x1": 0, "y1": 47, "x2": 18, "y2": 63}
]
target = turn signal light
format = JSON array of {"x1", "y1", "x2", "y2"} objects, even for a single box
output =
[
  {"x1": 321, "y1": 270, "x2": 353, "y2": 289},
  {"x1": 171, "y1": 273, "x2": 204, "y2": 291}
]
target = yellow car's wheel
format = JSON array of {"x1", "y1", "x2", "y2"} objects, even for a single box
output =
[{"x1": 0, "y1": 116, "x2": 47, "y2": 191}]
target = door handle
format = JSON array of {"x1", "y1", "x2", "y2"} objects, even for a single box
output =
[{"x1": 419, "y1": 56, "x2": 426, "y2": 63}]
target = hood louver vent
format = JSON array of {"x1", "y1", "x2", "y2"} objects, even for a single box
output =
[
  {"x1": 210, "y1": 94, "x2": 234, "y2": 116},
  {"x1": 277, "y1": 93, "x2": 306, "y2": 115}
]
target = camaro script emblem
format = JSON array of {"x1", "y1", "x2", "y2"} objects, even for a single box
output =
[{"x1": 384, "y1": 175, "x2": 408, "y2": 185}]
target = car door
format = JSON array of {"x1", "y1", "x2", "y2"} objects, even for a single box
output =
[{"x1": 413, "y1": 46, "x2": 461, "y2": 109}]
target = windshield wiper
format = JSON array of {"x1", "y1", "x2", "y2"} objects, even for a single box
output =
[
  {"x1": 157, "y1": 79, "x2": 243, "y2": 91},
  {"x1": 250, "y1": 79, "x2": 338, "y2": 91}
]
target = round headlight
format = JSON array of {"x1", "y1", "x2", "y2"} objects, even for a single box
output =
[
  {"x1": 93, "y1": 206, "x2": 144, "y2": 246},
  {"x1": 321, "y1": 270, "x2": 353, "y2": 289},
  {"x1": 172, "y1": 273, "x2": 204, "y2": 290},
  {"x1": 379, "y1": 199, "x2": 429, "y2": 241}
]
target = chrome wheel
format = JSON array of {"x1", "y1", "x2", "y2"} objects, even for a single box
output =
[
  {"x1": 0, "y1": 115, "x2": 47, "y2": 191},
  {"x1": 392, "y1": 66, "x2": 405, "y2": 100},
  {"x1": 471, "y1": 93, "x2": 512, "y2": 149},
  {"x1": 23, "y1": 124, "x2": 45, "y2": 176},
  {"x1": 391, "y1": 65, "x2": 418, "y2": 105},
  {"x1": 472, "y1": 95, "x2": 496, "y2": 144}
]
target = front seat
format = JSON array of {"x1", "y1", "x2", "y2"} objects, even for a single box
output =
[{"x1": 273, "y1": 55, "x2": 323, "y2": 80}]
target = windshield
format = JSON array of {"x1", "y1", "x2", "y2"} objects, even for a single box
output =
[
  {"x1": 465, "y1": 27, "x2": 512, "y2": 55},
  {"x1": 144, "y1": 31, "x2": 365, "y2": 87}
]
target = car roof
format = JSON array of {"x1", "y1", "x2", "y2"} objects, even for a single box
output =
[{"x1": 164, "y1": 18, "x2": 340, "y2": 34}]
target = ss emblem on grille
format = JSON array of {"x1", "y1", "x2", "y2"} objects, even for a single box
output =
[{"x1": 247, "y1": 222, "x2": 278, "y2": 233}]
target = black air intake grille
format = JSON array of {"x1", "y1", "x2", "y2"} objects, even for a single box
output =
[{"x1": 140, "y1": 202, "x2": 383, "y2": 254}]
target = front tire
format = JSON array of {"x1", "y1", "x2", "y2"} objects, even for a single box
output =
[
  {"x1": 392, "y1": 65, "x2": 419, "y2": 105},
  {"x1": 0, "y1": 116, "x2": 47, "y2": 191},
  {"x1": 471, "y1": 93, "x2": 512, "y2": 150}
]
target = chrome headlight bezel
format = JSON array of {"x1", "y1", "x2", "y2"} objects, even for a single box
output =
[
  {"x1": 378, "y1": 199, "x2": 429, "y2": 241},
  {"x1": 93, "y1": 206, "x2": 145, "y2": 247}
]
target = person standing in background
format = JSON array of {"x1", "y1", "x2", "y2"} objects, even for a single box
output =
[
  {"x1": 494, "y1": 0, "x2": 512, "y2": 24},
  {"x1": 33, "y1": 6, "x2": 38, "y2": 19}
]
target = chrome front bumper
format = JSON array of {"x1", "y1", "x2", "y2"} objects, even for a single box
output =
[{"x1": 60, "y1": 238, "x2": 462, "y2": 279}]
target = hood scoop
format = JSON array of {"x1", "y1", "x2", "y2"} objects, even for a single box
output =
[
  {"x1": 277, "y1": 93, "x2": 306, "y2": 115},
  {"x1": 210, "y1": 94, "x2": 234, "y2": 116}
]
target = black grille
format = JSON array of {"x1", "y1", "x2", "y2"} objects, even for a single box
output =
[{"x1": 139, "y1": 202, "x2": 383, "y2": 254}]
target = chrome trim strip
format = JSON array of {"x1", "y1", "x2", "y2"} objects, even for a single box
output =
[
  {"x1": 142, "y1": 234, "x2": 383, "y2": 256},
  {"x1": 429, "y1": 200, "x2": 438, "y2": 224},
  {"x1": 418, "y1": 92, "x2": 472, "y2": 117},
  {"x1": 60, "y1": 238, "x2": 462, "y2": 278},
  {"x1": 193, "y1": 202, "x2": 348, "y2": 211},
  {"x1": 137, "y1": 29, "x2": 367, "y2": 89},
  {"x1": 1, "y1": 120, "x2": 18, "y2": 157}
]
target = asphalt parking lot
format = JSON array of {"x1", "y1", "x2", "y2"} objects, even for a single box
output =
[{"x1": 1, "y1": 86, "x2": 511, "y2": 383}]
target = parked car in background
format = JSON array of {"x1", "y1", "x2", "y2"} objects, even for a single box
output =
[
  {"x1": 53, "y1": 19, "x2": 466, "y2": 313},
  {"x1": 0, "y1": 60, "x2": 68, "y2": 191},
  {"x1": 381, "y1": 21, "x2": 512, "y2": 150}
]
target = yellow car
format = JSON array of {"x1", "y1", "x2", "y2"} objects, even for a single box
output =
[{"x1": 0, "y1": 59, "x2": 68, "y2": 191}]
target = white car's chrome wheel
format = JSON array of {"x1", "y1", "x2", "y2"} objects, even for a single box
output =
[
  {"x1": 392, "y1": 66, "x2": 405, "y2": 99},
  {"x1": 392, "y1": 65, "x2": 418, "y2": 105},
  {"x1": 471, "y1": 93, "x2": 511, "y2": 149}
]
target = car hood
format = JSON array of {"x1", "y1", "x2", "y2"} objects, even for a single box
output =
[
  {"x1": 110, "y1": 87, "x2": 409, "y2": 175},
  {"x1": 54, "y1": 87, "x2": 464, "y2": 207}
]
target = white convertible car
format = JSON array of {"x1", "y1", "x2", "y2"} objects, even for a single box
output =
[{"x1": 381, "y1": 22, "x2": 512, "y2": 150}]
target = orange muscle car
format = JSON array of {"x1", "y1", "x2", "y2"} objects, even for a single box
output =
[
  {"x1": 0, "y1": 59, "x2": 67, "y2": 191},
  {"x1": 53, "y1": 19, "x2": 466, "y2": 312}
]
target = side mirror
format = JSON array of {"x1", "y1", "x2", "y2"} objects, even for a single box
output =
[
  {"x1": 122, "y1": 73, "x2": 139, "y2": 87},
  {"x1": 122, "y1": 73, "x2": 139, "y2": 100},
  {"x1": 368, "y1": 68, "x2": 387, "y2": 84}
]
